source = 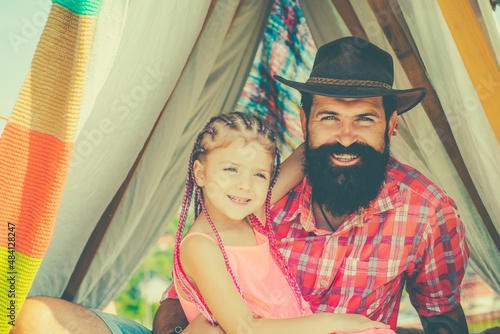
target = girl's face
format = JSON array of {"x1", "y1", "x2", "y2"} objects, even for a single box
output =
[{"x1": 193, "y1": 138, "x2": 273, "y2": 225}]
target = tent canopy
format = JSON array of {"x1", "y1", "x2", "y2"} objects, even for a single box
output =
[{"x1": 1, "y1": 1, "x2": 500, "y2": 332}]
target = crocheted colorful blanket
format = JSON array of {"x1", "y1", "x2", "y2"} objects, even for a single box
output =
[{"x1": 0, "y1": 1, "x2": 102, "y2": 332}]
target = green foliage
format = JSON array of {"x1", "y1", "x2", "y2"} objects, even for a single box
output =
[{"x1": 114, "y1": 214, "x2": 193, "y2": 327}]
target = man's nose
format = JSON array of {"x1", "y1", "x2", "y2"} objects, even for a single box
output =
[{"x1": 335, "y1": 121, "x2": 357, "y2": 148}]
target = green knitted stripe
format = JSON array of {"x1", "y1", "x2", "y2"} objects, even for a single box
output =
[{"x1": 52, "y1": 0, "x2": 103, "y2": 16}]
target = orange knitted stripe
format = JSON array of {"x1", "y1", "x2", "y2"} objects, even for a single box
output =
[{"x1": 0, "y1": 123, "x2": 73, "y2": 258}]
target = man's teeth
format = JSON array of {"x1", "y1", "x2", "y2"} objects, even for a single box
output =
[
  {"x1": 229, "y1": 196, "x2": 250, "y2": 203},
  {"x1": 333, "y1": 153, "x2": 358, "y2": 162}
]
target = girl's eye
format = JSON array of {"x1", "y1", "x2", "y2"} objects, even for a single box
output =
[
  {"x1": 224, "y1": 167, "x2": 237, "y2": 172},
  {"x1": 255, "y1": 173, "x2": 267, "y2": 179}
]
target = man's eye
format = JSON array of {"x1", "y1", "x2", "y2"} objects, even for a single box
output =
[
  {"x1": 358, "y1": 117, "x2": 374, "y2": 122},
  {"x1": 321, "y1": 116, "x2": 336, "y2": 121}
]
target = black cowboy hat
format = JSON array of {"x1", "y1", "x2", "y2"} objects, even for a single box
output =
[{"x1": 274, "y1": 36, "x2": 427, "y2": 114}]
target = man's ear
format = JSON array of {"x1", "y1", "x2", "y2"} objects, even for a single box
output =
[
  {"x1": 193, "y1": 160, "x2": 205, "y2": 187},
  {"x1": 387, "y1": 111, "x2": 398, "y2": 141},
  {"x1": 300, "y1": 107, "x2": 307, "y2": 139}
]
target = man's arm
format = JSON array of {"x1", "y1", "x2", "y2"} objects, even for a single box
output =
[
  {"x1": 419, "y1": 304, "x2": 468, "y2": 334},
  {"x1": 152, "y1": 299, "x2": 225, "y2": 334},
  {"x1": 153, "y1": 299, "x2": 188, "y2": 334}
]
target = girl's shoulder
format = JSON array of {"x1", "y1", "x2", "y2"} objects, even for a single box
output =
[{"x1": 179, "y1": 232, "x2": 224, "y2": 275}]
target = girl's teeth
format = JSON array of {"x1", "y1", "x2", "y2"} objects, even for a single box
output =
[{"x1": 229, "y1": 196, "x2": 249, "y2": 203}]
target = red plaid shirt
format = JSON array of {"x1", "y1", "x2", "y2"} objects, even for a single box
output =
[
  {"x1": 163, "y1": 158, "x2": 468, "y2": 329},
  {"x1": 270, "y1": 157, "x2": 468, "y2": 329}
]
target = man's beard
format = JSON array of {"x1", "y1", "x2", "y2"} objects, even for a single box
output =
[{"x1": 304, "y1": 133, "x2": 390, "y2": 218}]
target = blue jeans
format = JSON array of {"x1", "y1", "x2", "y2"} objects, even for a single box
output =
[{"x1": 92, "y1": 309, "x2": 152, "y2": 334}]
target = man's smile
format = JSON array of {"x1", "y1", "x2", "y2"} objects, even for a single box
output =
[{"x1": 331, "y1": 153, "x2": 360, "y2": 166}]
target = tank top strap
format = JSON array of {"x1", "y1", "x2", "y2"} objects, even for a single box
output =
[{"x1": 180, "y1": 232, "x2": 219, "y2": 246}]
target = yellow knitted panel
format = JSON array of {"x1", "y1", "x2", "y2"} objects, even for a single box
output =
[
  {"x1": 0, "y1": 247, "x2": 42, "y2": 333},
  {"x1": 8, "y1": 3, "x2": 97, "y2": 144}
]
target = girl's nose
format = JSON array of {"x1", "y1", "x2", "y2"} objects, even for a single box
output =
[{"x1": 236, "y1": 175, "x2": 251, "y2": 191}]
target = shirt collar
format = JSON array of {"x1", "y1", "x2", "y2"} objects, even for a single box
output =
[{"x1": 295, "y1": 158, "x2": 403, "y2": 232}]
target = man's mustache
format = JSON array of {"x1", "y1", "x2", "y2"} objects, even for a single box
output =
[{"x1": 312, "y1": 142, "x2": 376, "y2": 156}]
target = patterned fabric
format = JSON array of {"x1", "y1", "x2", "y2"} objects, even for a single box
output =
[
  {"x1": 234, "y1": 0, "x2": 316, "y2": 157},
  {"x1": 0, "y1": 1, "x2": 102, "y2": 332},
  {"x1": 270, "y1": 157, "x2": 469, "y2": 330}
]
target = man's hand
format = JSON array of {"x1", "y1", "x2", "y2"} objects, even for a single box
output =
[
  {"x1": 420, "y1": 304, "x2": 469, "y2": 334},
  {"x1": 153, "y1": 300, "x2": 225, "y2": 334},
  {"x1": 182, "y1": 314, "x2": 226, "y2": 334},
  {"x1": 153, "y1": 300, "x2": 188, "y2": 334}
]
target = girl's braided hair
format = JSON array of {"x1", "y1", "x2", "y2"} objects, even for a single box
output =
[{"x1": 173, "y1": 112, "x2": 306, "y2": 325}]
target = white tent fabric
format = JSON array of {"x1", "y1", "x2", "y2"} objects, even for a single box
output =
[
  {"x1": 477, "y1": 0, "x2": 500, "y2": 65},
  {"x1": 25, "y1": 0, "x2": 500, "y2": 311}
]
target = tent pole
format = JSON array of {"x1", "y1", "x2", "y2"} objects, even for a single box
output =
[
  {"x1": 364, "y1": 0, "x2": 500, "y2": 253},
  {"x1": 61, "y1": 0, "x2": 221, "y2": 303},
  {"x1": 436, "y1": 0, "x2": 500, "y2": 145},
  {"x1": 330, "y1": 0, "x2": 368, "y2": 40}
]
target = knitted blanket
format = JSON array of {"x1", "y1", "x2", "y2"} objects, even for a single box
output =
[{"x1": 0, "y1": 1, "x2": 102, "y2": 332}]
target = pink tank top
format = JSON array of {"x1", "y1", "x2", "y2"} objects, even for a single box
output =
[
  {"x1": 174, "y1": 230, "x2": 312, "y2": 321},
  {"x1": 174, "y1": 231, "x2": 395, "y2": 334}
]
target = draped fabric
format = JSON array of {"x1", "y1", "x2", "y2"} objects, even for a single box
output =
[{"x1": 1, "y1": 0, "x2": 499, "y2": 318}]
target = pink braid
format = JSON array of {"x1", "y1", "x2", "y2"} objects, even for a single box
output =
[
  {"x1": 173, "y1": 131, "x2": 219, "y2": 325},
  {"x1": 254, "y1": 149, "x2": 307, "y2": 315}
]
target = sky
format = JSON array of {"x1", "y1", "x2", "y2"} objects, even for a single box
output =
[
  {"x1": 1, "y1": 1, "x2": 500, "y2": 134},
  {"x1": 0, "y1": 0, "x2": 51, "y2": 133}
]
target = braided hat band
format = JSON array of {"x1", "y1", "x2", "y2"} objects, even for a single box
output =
[{"x1": 274, "y1": 36, "x2": 426, "y2": 115}]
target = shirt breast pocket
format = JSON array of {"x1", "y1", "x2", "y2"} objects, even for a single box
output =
[
  {"x1": 338, "y1": 257, "x2": 405, "y2": 306},
  {"x1": 340, "y1": 257, "x2": 403, "y2": 284}
]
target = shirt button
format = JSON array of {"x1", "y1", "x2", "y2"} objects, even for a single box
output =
[{"x1": 321, "y1": 279, "x2": 328, "y2": 286}]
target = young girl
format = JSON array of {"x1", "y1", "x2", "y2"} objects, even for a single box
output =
[{"x1": 173, "y1": 112, "x2": 393, "y2": 334}]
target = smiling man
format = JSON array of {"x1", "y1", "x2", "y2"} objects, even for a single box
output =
[{"x1": 269, "y1": 37, "x2": 469, "y2": 334}]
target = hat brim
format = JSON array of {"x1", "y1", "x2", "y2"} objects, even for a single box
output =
[{"x1": 274, "y1": 75, "x2": 427, "y2": 115}]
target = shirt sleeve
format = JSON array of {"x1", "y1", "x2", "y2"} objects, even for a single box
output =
[
  {"x1": 406, "y1": 195, "x2": 469, "y2": 316},
  {"x1": 160, "y1": 280, "x2": 178, "y2": 303}
]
